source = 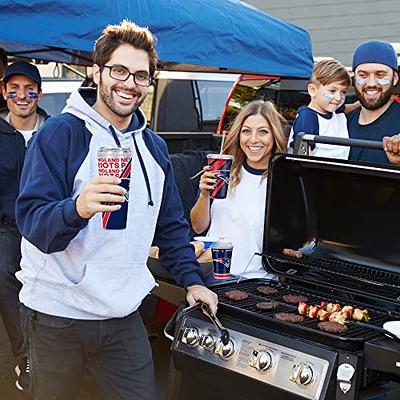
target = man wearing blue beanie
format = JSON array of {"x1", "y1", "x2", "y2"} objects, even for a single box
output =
[{"x1": 347, "y1": 40, "x2": 400, "y2": 165}]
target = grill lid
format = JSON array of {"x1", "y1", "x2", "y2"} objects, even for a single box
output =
[{"x1": 263, "y1": 154, "x2": 400, "y2": 303}]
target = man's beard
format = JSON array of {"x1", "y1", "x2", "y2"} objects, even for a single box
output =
[
  {"x1": 99, "y1": 76, "x2": 144, "y2": 117},
  {"x1": 354, "y1": 82, "x2": 394, "y2": 111}
]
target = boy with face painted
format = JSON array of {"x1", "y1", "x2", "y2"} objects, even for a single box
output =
[
  {"x1": 348, "y1": 41, "x2": 400, "y2": 165},
  {"x1": 0, "y1": 61, "x2": 48, "y2": 391},
  {"x1": 288, "y1": 59, "x2": 357, "y2": 159}
]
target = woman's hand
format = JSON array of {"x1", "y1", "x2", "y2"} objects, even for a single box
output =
[
  {"x1": 199, "y1": 166, "x2": 217, "y2": 197},
  {"x1": 190, "y1": 166, "x2": 215, "y2": 233}
]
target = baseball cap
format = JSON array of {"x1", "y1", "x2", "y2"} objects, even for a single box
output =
[
  {"x1": 3, "y1": 61, "x2": 42, "y2": 87},
  {"x1": 352, "y1": 41, "x2": 398, "y2": 71}
]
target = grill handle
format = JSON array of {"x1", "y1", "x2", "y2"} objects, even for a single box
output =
[
  {"x1": 164, "y1": 302, "x2": 203, "y2": 341},
  {"x1": 163, "y1": 303, "x2": 186, "y2": 342},
  {"x1": 294, "y1": 133, "x2": 383, "y2": 155}
]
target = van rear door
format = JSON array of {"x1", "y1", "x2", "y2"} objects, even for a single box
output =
[
  {"x1": 146, "y1": 71, "x2": 237, "y2": 153},
  {"x1": 216, "y1": 75, "x2": 309, "y2": 137}
]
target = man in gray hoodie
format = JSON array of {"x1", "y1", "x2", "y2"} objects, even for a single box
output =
[{"x1": 16, "y1": 20, "x2": 217, "y2": 400}]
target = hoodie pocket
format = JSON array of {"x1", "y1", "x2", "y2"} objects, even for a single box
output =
[{"x1": 64, "y1": 262, "x2": 155, "y2": 318}]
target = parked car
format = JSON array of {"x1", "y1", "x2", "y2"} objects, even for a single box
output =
[{"x1": 40, "y1": 79, "x2": 83, "y2": 116}]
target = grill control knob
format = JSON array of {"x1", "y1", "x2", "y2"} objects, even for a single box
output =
[
  {"x1": 217, "y1": 339, "x2": 235, "y2": 359},
  {"x1": 181, "y1": 327, "x2": 199, "y2": 347},
  {"x1": 251, "y1": 350, "x2": 272, "y2": 372},
  {"x1": 290, "y1": 364, "x2": 313, "y2": 387},
  {"x1": 257, "y1": 351, "x2": 272, "y2": 371},
  {"x1": 200, "y1": 334, "x2": 215, "y2": 351}
]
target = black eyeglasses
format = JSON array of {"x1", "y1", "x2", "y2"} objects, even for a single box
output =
[{"x1": 102, "y1": 65, "x2": 153, "y2": 87}]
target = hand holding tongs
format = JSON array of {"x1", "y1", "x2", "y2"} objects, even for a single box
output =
[{"x1": 164, "y1": 301, "x2": 230, "y2": 345}]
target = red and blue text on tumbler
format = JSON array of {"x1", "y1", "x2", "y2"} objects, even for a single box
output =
[
  {"x1": 97, "y1": 147, "x2": 132, "y2": 229},
  {"x1": 207, "y1": 154, "x2": 234, "y2": 199},
  {"x1": 211, "y1": 239, "x2": 233, "y2": 279}
]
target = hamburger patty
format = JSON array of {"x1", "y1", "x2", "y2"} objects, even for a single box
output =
[
  {"x1": 282, "y1": 294, "x2": 309, "y2": 304},
  {"x1": 274, "y1": 312, "x2": 304, "y2": 323},
  {"x1": 224, "y1": 290, "x2": 249, "y2": 301},
  {"x1": 318, "y1": 321, "x2": 348, "y2": 334},
  {"x1": 256, "y1": 301, "x2": 279, "y2": 311},
  {"x1": 256, "y1": 285, "x2": 279, "y2": 296}
]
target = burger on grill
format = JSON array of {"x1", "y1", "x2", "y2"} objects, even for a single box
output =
[
  {"x1": 256, "y1": 285, "x2": 279, "y2": 296},
  {"x1": 274, "y1": 313, "x2": 304, "y2": 323},
  {"x1": 224, "y1": 290, "x2": 249, "y2": 301},
  {"x1": 282, "y1": 294, "x2": 309, "y2": 304},
  {"x1": 318, "y1": 321, "x2": 348, "y2": 334}
]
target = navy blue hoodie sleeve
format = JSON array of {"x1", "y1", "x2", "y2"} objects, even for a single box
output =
[
  {"x1": 289, "y1": 107, "x2": 319, "y2": 150},
  {"x1": 149, "y1": 138, "x2": 204, "y2": 288},
  {"x1": 16, "y1": 115, "x2": 90, "y2": 254}
]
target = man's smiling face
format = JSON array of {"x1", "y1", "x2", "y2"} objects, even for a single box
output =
[
  {"x1": 93, "y1": 44, "x2": 150, "y2": 120},
  {"x1": 354, "y1": 63, "x2": 398, "y2": 110},
  {"x1": 3, "y1": 75, "x2": 41, "y2": 119}
]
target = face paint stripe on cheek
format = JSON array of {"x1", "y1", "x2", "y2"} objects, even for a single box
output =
[
  {"x1": 322, "y1": 92, "x2": 335, "y2": 100},
  {"x1": 7, "y1": 91, "x2": 38, "y2": 99},
  {"x1": 322, "y1": 92, "x2": 345, "y2": 101},
  {"x1": 355, "y1": 78, "x2": 391, "y2": 86}
]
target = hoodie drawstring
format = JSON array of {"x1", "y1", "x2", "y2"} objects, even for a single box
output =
[
  {"x1": 109, "y1": 125, "x2": 121, "y2": 148},
  {"x1": 132, "y1": 134, "x2": 154, "y2": 207}
]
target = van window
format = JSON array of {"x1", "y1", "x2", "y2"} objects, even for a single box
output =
[
  {"x1": 40, "y1": 93, "x2": 72, "y2": 117},
  {"x1": 153, "y1": 78, "x2": 233, "y2": 132},
  {"x1": 195, "y1": 80, "x2": 233, "y2": 131},
  {"x1": 222, "y1": 78, "x2": 309, "y2": 133},
  {"x1": 39, "y1": 79, "x2": 83, "y2": 117}
]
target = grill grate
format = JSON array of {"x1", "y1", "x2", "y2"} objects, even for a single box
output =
[
  {"x1": 213, "y1": 279, "x2": 396, "y2": 350},
  {"x1": 269, "y1": 255, "x2": 400, "y2": 289}
]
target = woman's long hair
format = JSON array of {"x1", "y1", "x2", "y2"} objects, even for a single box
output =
[{"x1": 222, "y1": 100, "x2": 287, "y2": 189}]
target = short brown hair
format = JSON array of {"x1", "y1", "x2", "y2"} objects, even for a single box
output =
[
  {"x1": 93, "y1": 20, "x2": 158, "y2": 75},
  {"x1": 310, "y1": 59, "x2": 351, "y2": 87},
  {"x1": 223, "y1": 100, "x2": 287, "y2": 189}
]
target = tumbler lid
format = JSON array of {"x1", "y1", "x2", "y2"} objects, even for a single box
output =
[
  {"x1": 207, "y1": 154, "x2": 234, "y2": 160},
  {"x1": 211, "y1": 237, "x2": 233, "y2": 249}
]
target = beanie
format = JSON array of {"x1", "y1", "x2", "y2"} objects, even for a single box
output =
[{"x1": 352, "y1": 41, "x2": 398, "y2": 71}]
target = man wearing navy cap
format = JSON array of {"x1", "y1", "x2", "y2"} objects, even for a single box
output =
[
  {"x1": 0, "y1": 60, "x2": 48, "y2": 391},
  {"x1": 347, "y1": 40, "x2": 400, "y2": 165}
]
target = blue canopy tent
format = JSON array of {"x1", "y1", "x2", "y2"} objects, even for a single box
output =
[{"x1": 0, "y1": 0, "x2": 313, "y2": 77}]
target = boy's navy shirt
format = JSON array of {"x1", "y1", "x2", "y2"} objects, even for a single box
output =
[{"x1": 348, "y1": 100, "x2": 400, "y2": 165}]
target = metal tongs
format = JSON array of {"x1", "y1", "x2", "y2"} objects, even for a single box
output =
[
  {"x1": 164, "y1": 302, "x2": 230, "y2": 345},
  {"x1": 200, "y1": 303, "x2": 230, "y2": 345}
]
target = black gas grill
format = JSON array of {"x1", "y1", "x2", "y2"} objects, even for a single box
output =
[{"x1": 165, "y1": 154, "x2": 400, "y2": 400}]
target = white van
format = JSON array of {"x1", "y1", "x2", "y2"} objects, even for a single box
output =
[{"x1": 39, "y1": 72, "x2": 237, "y2": 153}]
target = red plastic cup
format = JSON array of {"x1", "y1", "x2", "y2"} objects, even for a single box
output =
[{"x1": 207, "y1": 154, "x2": 234, "y2": 199}]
